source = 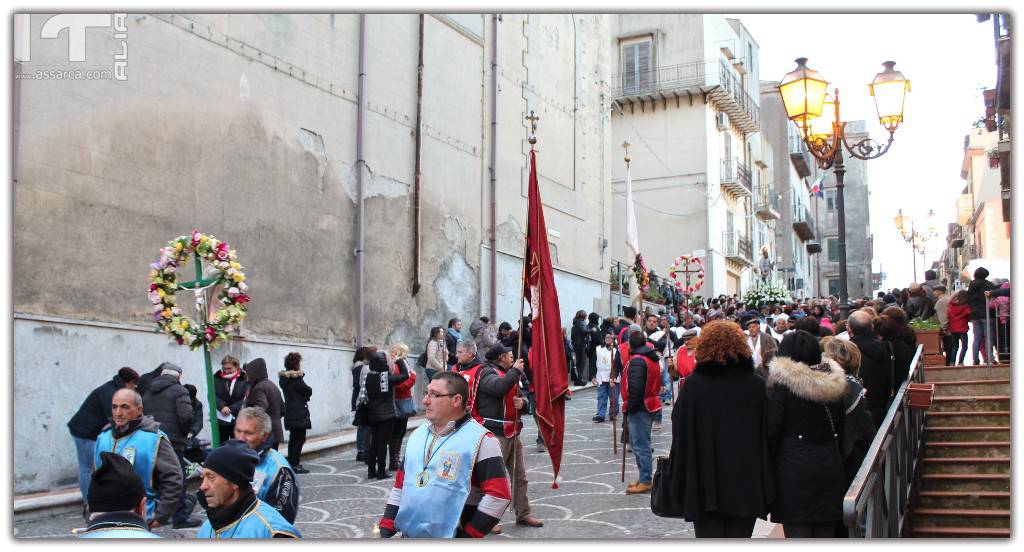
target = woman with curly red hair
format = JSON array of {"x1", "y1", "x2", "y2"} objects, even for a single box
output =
[{"x1": 668, "y1": 321, "x2": 775, "y2": 538}]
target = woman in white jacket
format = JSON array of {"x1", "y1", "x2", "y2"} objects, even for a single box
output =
[
  {"x1": 424, "y1": 327, "x2": 447, "y2": 382},
  {"x1": 592, "y1": 332, "x2": 618, "y2": 422}
]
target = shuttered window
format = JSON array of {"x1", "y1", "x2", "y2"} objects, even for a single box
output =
[{"x1": 621, "y1": 40, "x2": 652, "y2": 95}]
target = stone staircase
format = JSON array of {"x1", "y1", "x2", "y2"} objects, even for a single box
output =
[{"x1": 909, "y1": 364, "x2": 1011, "y2": 538}]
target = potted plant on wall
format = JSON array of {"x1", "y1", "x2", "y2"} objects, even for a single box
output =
[
  {"x1": 987, "y1": 148, "x2": 1000, "y2": 168},
  {"x1": 910, "y1": 317, "x2": 943, "y2": 364}
]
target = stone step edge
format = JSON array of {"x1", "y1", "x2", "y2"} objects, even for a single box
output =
[
  {"x1": 927, "y1": 441, "x2": 1010, "y2": 447},
  {"x1": 917, "y1": 491, "x2": 1011, "y2": 498},
  {"x1": 910, "y1": 527, "x2": 1011, "y2": 537},
  {"x1": 925, "y1": 426, "x2": 1011, "y2": 431},
  {"x1": 921, "y1": 473, "x2": 1010, "y2": 480},
  {"x1": 932, "y1": 395, "x2": 1010, "y2": 400},
  {"x1": 931, "y1": 379, "x2": 1011, "y2": 386},
  {"x1": 924, "y1": 364, "x2": 1010, "y2": 370},
  {"x1": 927, "y1": 411, "x2": 1010, "y2": 416},
  {"x1": 913, "y1": 508, "x2": 1010, "y2": 517},
  {"x1": 922, "y1": 457, "x2": 1011, "y2": 463}
]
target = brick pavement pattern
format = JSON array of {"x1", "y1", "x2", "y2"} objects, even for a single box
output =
[{"x1": 14, "y1": 387, "x2": 693, "y2": 539}]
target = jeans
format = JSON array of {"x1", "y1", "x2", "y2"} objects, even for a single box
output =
[
  {"x1": 627, "y1": 409, "x2": 655, "y2": 483},
  {"x1": 71, "y1": 434, "x2": 95, "y2": 505},
  {"x1": 356, "y1": 426, "x2": 369, "y2": 454},
  {"x1": 971, "y1": 319, "x2": 992, "y2": 364},
  {"x1": 595, "y1": 382, "x2": 618, "y2": 419},
  {"x1": 173, "y1": 450, "x2": 194, "y2": 523},
  {"x1": 425, "y1": 368, "x2": 437, "y2": 383}
]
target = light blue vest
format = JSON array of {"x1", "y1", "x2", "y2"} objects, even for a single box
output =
[
  {"x1": 254, "y1": 447, "x2": 293, "y2": 500},
  {"x1": 395, "y1": 420, "x2": 490, "y2": 538},
  {"x1": 196, "y1": 499, "x2": 302, "y2": 539},
  {"x1": 93, "y1": 426, "x2": 167, "y2": 522},
  {"x1": 80, "y1": 527, "x2": 161, "y2": 539}
]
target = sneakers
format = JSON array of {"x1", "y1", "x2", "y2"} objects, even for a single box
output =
[
  {"x1": 625, "y1": 482, "x2": 653, "y2": 495},
  {"x1": 592, "y1": 416, "x2": 605, "y2": 423},
  {"x1": 172, "y1": 516, "x2": 203, "y2": 529},
  {"x1": 516, "y1": 516, "x2": 544, "y2": 527},
  {"x1": 293, "y1": 464, "x2": 310, "y2": 474}
]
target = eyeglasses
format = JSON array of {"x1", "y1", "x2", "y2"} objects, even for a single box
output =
[{"x1": 423, "y1": 391, "x2": 456, "y2": 400}]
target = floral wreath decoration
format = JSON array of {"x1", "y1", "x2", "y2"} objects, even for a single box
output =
[
  {"x1": 632, "y1": 253, "x2": 650, "y2": 291},
  {"x1": 668, "y1": 255, "x2": 705, "y2": 295},
  {"x1": 148, "y1": 230, "x2": 248, "y2": 350}
]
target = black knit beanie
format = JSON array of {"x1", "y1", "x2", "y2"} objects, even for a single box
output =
[
  {"x1": 368, "y1": 351, "x2": 389, "y2": 372},
  {"x1": 88, "y1": 452, "x2": 145, "y2": 513},
  {"x1": 203, "y1": 439, "x2": 259, "y2": 489}
]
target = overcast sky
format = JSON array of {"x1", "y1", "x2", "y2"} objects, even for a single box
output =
[{"x1": 737, "y1": 13, "x2": 997, "y2": 291}]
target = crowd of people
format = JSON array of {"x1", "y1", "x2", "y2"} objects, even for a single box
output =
[{"x1": 65, "y1": 264, "x2": 1007, "y2": 538}]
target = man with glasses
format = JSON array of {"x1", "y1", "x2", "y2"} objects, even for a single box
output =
[{"x1": 377, "y1": 372, "x2": 510, "y2": 538}]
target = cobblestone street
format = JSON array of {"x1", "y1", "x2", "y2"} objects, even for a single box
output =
[{"x1": 15, "y1": 386, "x2": 692, "y2": 539}]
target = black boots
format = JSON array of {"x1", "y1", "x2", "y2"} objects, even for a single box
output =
[{"x1": 388, "y1": 439, "x2": 403, "y2": 472}]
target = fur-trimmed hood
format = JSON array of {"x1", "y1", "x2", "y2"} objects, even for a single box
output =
[
  {"x1": 767, "y1": 356, "x2": 847, "y2": 403},
  {"x1": 278, "y1": 370, "x2": 305, "y2": 378}
]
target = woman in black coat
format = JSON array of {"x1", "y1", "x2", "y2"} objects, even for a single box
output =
[
  {"x1": 766, "y1": 330, "x2": 848, "y2": 538},
  {"x1": 669, "y1": 321, "x2": 775, "y2": 538},
  {"x1": 878, "y1": 307, "x2": 916, "y2": 389},
  {"x1": 279, "y1": 352, "x2": 313, "y2": 474},
  {"x1": 213, "y1": 355, "x2": 249, "y2": 447},
  {"x1": 363, "y1": 351, "x2": 408, "y2": 480}
]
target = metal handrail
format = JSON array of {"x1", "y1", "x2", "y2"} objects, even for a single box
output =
[{"x1": 843, "y1": 344, "x2": 926, "y2": 537}]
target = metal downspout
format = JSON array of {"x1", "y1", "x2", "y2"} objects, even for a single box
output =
[
  {"x1": 413, "y1": 14, "x2": 424, "y2": 296},
  {"x1": 489, "y1": 14, "x2": 499, "y2": 320},
  {"x1": 356, "y1": 14, "x2": 367, "y2": 345}
]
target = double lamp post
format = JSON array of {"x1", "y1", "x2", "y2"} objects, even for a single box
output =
[
  {"x1": 893, "y1": 208, "x2": 938, "y2": 282},
  {"x1": 778, "y1": 57, "x2": 910, "y2": 320}
]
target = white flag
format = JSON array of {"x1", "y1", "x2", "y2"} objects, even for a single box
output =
[{"x1": 624, "y1": 165, "x2": 642, "y2": 307}]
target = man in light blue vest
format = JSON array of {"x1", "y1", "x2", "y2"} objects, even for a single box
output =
[
  {"x1": 234, "y1": 406, "x2": 300, "y2": 523},
  {"x1": 195, "y1": 439, "x2": 301, "y2": 539},
  {"x1": 378, "y1": 372, "x2": 511, "y2": 538},
  {"x1": 78, "y1": 452, "x2": 160, "y2": 538},
  {"x1": 92, "y1": 388, "x2": 183, "y2": 529}
]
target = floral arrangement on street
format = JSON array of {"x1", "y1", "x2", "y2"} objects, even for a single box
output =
[
  {"x1": 668, "y1": 255, "x2": 705, "y2": 295},
  {"x1": 148, "y1": 230, "x2": 248, "y2": 350},
  {"x1": 632, "y1": 253, "x2": 650, "y2": 292},
  {"x1": 743, "y1": 281, "x2": 791, "y2": 308}
]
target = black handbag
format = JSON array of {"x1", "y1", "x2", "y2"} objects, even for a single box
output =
[
  {"x1": 352, "y1": 403, "x2": 369, "y2": 427},
  {"x1": 650, "y1": 455, "x2": 685, "y2": 518}
]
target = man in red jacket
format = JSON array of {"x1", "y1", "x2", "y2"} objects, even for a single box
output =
[{"x1": 622, "y1": 330, "x2": 662, "y2": 494}]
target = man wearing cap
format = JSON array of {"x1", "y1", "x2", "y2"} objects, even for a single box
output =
[
  {"x1": 196, "y1": 439, "x2": 301, "y2": 538},
  {"x1": 473, "y1": 343, "x2": 543, "y2": 532},
  {"x1": 79, "y1": 452, "x2": 160, "y2": 538},
  {"x1": 233, "y1": 406, "x2": 300, "y2": 523},
  {"x1": 141, "y1": 361, "x2": 201, "y2": 528},
  {"x1": 93, "y1": 388, "x2": 184, "y2": 529},
  {"x1": 745, "y1": 317, "x2": 778, "y2": 379}
]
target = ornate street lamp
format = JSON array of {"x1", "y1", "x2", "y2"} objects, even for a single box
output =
[
  {"x1": 893, "y1": 208, "x2": 936, "y2": 282},
  {"x1": 779, "y1": 58, "x2": 910, "y2": 320}
]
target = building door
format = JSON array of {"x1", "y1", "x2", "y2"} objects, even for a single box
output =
[{"x1": 727, "y1": 272, "x2": 740, "y2": 296}]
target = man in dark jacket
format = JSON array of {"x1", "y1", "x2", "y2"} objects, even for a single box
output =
[
  {"x1": 570, "y1": 310, "x2": 591, "y2": 385},
  {"x1": 848, "y1": 311, "x2": 896, "y2": 428},
  {"x1": 243, "y1": 358, "x2": 285, "y2": 449},
  {"x1": 234, "y1": 407, "x2": 300, "y2": 524},
  {"x1": 213, "y1": 355, "x2": 248, "y2": 447},
  {"x1": 67, "y1": 367, "x2": 139, "y2": 512},
  {"x1": 474, "y1": 344, "x2": 543, "y2": 531},
  {"x1": 966, "y1": 267, "x2": 997, "y2": 364},
  {"x1": 445, "y1": 318, "x2": 463, "y2": 368},
  {"x1": 363, "y1": 352, "x2": 409, "y2": 479},
  {"x1": 141, "y1": 362, "x2": 201, "y2": 528},
  {"x1": 624, "y1": 330, "x2": 662, "y2": 494}
]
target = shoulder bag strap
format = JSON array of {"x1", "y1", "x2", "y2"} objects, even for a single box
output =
[{"x1": 886, "y1": 341, "x2": 896, "y2": 398}]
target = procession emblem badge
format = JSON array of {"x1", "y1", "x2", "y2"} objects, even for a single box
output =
[{"x1": 438, "y1": 452, "x2": 461, "y2": 481}]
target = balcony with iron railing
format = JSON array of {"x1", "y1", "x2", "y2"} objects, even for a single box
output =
[
  {"x1": 754, "y1": 185, "x2": 781, "y2": 220},
  {"x1": 788, "y1": 127, "x2": 813, "y2": 178},
  {"x1": 965, "y1": 243, "x2": 978, "y2": 261},
  {"x1": 611, "y1": 58, "x2": 760, "y2": 133},
  {"x1": 947, "y1": 225, "x2": 964, "y2": 248},
  {"x1": 722, "y1": 231, "x2": 753, "y2": 266},
  {"x1": 721, "y1": 157, "x2": 752, "y2": 198},
  {"x1": 792, "y1": 203, "x2": 816, "y2": 241}
]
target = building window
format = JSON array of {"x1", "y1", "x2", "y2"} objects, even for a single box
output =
[
  {"x1": 828, "y1": 278, "x2": 840, "y2": 297},
  {"x1": 621, "y1": 39, "x2": 652, "y2": 95},
  {"x1": 826, "y1": 189, "x2": 836, "y2": 211},
  {"x1": 827, "y1": 238, "x2": 839, "y2": 262}
]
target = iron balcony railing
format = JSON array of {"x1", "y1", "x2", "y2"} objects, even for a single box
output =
[
  {"x1": 754, "y1": 185, "x2": 781, "y2": 219},
  {"x1": 792, "y1": 203, "x2": 816, "y2": 241},
  {"x1": 721, "y1": 157, "x2": 753, "y2": 197},
  {"x1": 788, "y1": 127, "x2": 813, "y2": 178},
  {"x1": 722, "y1": 231, "x2": 753, "y2": 264},
  {"x1": 947, "y1": 225, "x2": 964, "y2": 248},
  {"x1": 611, "y1": 58, "x2": 759, "y2": 133},
  {"x1": 844, "y1": 345, "x2": 926, "y2": 537}
]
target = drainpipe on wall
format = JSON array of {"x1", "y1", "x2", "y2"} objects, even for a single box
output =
[
  {"x1": 355, "y1": 14, "x2": 367, "y2": 346},
  {"x1": 413, "y1": 14, "x2": 424, "y2": 297},
  {"x1": 488, "y1": 14, "x2": 500, "y2": 320}
]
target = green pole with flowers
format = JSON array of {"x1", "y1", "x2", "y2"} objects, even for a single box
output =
[{"x1": 149, "y1": 231, "x2": 249, "y2": 449}]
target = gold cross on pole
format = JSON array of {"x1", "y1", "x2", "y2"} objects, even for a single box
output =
[
  {"x1": 622, "y1": 141, "x2": 631, "y2": 166},
  {"x1": 526, "y1": 110, "x2": 540, "y2": 145}
]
